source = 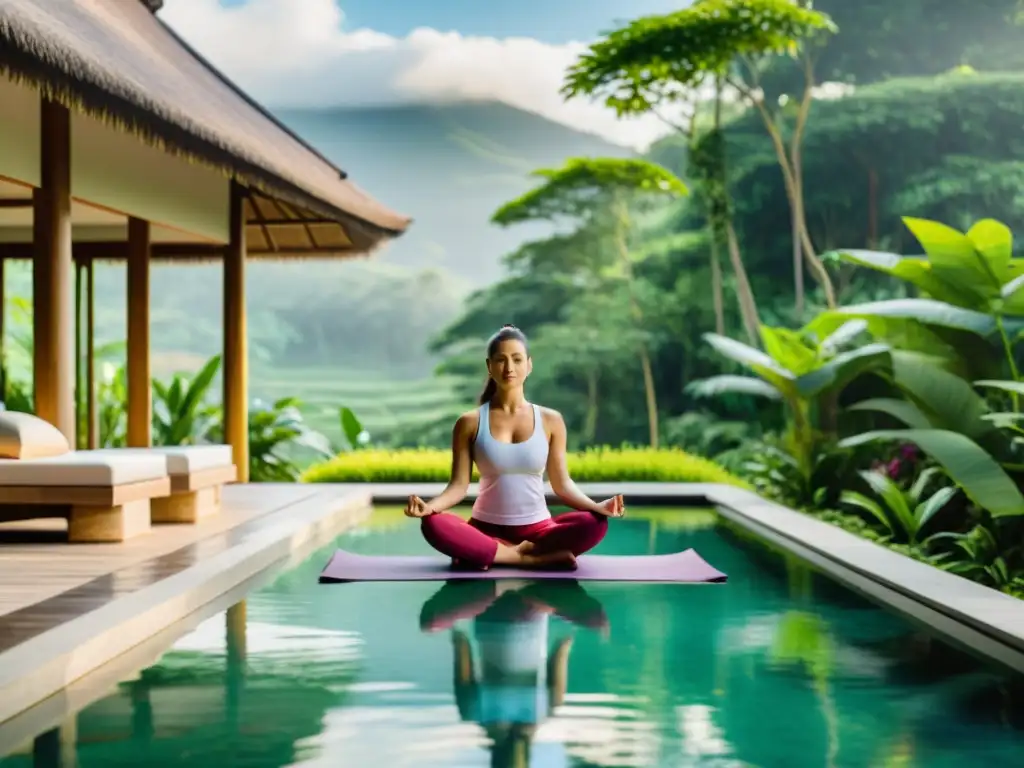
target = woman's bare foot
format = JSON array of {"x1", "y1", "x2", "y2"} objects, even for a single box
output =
[
  {"x1": 493, "y1": 542, "x2": 577, "y2": 570},
  {"x1": 521, "y1": 549, "x2": 578, "y2": 570},
  {"x1": 516, "y1": 540, "x2": 536, "y2": 556}
]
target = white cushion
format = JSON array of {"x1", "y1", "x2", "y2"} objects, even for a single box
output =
[
  {"x1": 147, "y1": 445, "x2": 234, "y2": 474},
  {"x1": 92, "y1": 445, "x2": 234, "y2": 474},
  {"x1": 0, "y1": 412, "x2": 71, "y2": 460},
  {"x1": 0, "y1": 451, "x2": 167, "y2": 486}
]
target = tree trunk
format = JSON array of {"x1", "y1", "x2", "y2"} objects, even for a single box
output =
[
  {"x1": 750, "y1": 85, "x2": 836, "y2": 308},
  {"x1": 726, "y1": 222, "x2": 761, "y2": 345},
  {"x1": 793, "y1": 208, "x2": 804, "y2": 316},
  {"x1": 711, "y1": 80, "x2": 760, "y2": 343},
  {"x1": 638, "y1": 346, "x2": 659, "y2": 449},
  {"x1": 710, "y1": 236, "x2": 725, "y2": 334},
  {"x1": 688, "y1": 94, "x2": 727, "y2": 336},
  {"x1": 584, "y1": 368, "x2": 599, "y2": 444},
  {"x1": 867, "y1": 167, "x2": 878, "y2": 249},
  {"x1": 612, "y1": 197, "x2": 660, "y2": 448}
]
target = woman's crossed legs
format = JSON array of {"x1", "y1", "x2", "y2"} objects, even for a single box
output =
[{"x1": 421, "y1": 511, "x2": 608, "y2": 571}]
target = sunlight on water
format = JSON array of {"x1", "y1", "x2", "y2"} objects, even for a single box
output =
[{"x1": 3, "y1": 507, "x2": 1024, "y2": 767}]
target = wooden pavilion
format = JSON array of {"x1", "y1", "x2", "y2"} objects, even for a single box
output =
[{"x1": 0, "y1": 0, "x2": 411, "y2": 481}]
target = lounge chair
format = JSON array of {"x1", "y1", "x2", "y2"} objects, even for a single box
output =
[
  {"x1": 93, "y1": 445, "x2": 237, "y2": 523},
  {"x1": 0, "y1": 412, "x2": 170, "y2": 542}
]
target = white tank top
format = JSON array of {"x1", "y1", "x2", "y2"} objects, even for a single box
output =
[{"x1": 471, "y1": 402, "x2": 551, "y2": 526}]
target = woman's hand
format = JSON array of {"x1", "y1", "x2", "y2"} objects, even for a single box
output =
[
  {"x1": 594, "y1": 495, "x2": 625, "y2": 518},
  {"x1": 404, "y1": 495, "x2": 434, "y2": 518}
]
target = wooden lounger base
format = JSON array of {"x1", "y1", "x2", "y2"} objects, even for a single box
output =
[
  {"x1": 0, "y1": 477, "x2": 170, "y2": 543},
  {"x1": 68, "y1": 498, "x2": 152, "y2": 543},
  {"x1": 152, "y1": 485, "x2": 221, "y2": 524},
  {"x1": 153, "y1": 465, "x2": 236, "y2": 525}
]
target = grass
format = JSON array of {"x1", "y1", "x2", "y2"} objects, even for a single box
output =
[{"x1": 301, "y1": 446, "x2": 748, "y2": 486}]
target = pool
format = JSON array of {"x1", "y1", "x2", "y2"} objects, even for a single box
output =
[{"x1": 3, "y1": 506, "x2": 1024, "y2": 767}]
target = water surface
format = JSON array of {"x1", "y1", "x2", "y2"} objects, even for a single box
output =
[{"x1": 3, "y1": 506, "x2": 1023, "y2": 767}]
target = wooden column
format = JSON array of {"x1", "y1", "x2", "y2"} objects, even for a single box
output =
[
  {"x1": 74, "y1": 258, "x2": 83, "y2": 447},
  {"x1": 126, "y1": 217, "x2": 151, "y2": 447},
  {"x1": 33, "y1": 99, "x2": 75, "y2": 442},
  {"x1": 223, "y1": 181, "x2": 248, "y2": 480},
  {"x1": 86, "y1": 258, "x2": 97, "y2": 449}
]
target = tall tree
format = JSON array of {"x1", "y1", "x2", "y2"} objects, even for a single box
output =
[
  {"x1": 492, "y1": 157, "x2": 688, "y2": 448},
  {"x1": 562, "y1": 0, "x2": 838, "y2": 310}
]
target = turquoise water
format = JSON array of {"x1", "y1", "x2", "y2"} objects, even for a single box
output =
[{"x1": 4, "y1": 507, "x2": 1024, "y2": 767}]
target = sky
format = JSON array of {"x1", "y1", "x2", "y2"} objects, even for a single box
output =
[{"x1": 160, "y1": 0, "x2": 692, "y2": 149}]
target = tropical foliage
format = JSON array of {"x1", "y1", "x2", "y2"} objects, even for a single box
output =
[{"x1": 698, "y1": 214, "x2": 1024, "y2": 597}]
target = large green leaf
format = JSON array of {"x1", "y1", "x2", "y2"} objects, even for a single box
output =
[
  {"x1": 890, "y1": 353, "x2": 993, "y2": 439},
  {"x1": 838, "y1": 429, "x2": 1024, "y2": 518},
  {"x1": 818, "y1": 319, "x2": 868, "y2": 354},
  {"x1": 760, "y1": 326, "x2": 816, "y2": 376},
  {"x1": 793, "y1": 343, "x2": 891, "y2": 398},
  {"x1": 702, "y1": 333, "x2": 795, "y2": 394},
  {"x1": 903, "y1": 217, "x2": 976, "y2": 263},
  {"x1": 966, "y1": 219, "x2": 1013, "y2": 280},
  {"x1": 1000, "y1": 273, "x2": 1024, "y2": 315},
  {"x1": 903, "y1": 216, "x2": 998, "y2": 302},
  {"x1": 835, "y1": 250, "x2": 973, "y2": 306},
  {"x1": 974, "y1": 379, "x2": 1024, "y2": 396},
  {"x1": 685, "y1": 375, "x2": 782, "y2": 400},
  {"x1": 847, "y1": 398, "x2": 934, "y2": 429},
  {"x1": 832, "y1": 299, "x2": 999, "y2": 337},
  {"x1": 804, "y1": 312, "x2": 959, "y2": 363}
]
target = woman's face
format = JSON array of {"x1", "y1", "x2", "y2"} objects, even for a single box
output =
[{"x1": 487, "y1": 339, "x2": 531, "y2": 390}]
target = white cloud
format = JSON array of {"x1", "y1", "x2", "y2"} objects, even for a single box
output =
[{"x1": 159, "y1": 0, "x2": 675, "y2": 150}]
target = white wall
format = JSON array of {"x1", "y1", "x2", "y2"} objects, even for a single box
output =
[
  {"x1": 0, "y1": 77, "x2": 40, "y2": 187},
  {"x1": 0, "y1": 71, "x2": 231, "y2": 244},
  {"x1": 71, "y1": 110, "x2": 230, "y2": 243}
]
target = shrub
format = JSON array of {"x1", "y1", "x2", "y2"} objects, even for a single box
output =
[{"x1": 300, "y1": 446, "x2": 747, "y2": 486}]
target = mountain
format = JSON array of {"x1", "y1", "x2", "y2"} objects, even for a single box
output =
[{"x1": 276, "y1": 101, "x2": 635, "y2": 285}]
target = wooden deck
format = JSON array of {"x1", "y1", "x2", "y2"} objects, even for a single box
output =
[
  {"x1": 0, "y1": 483, "x2": 372, "y2": 727},
  {"x1": 0, "y1": 485, "x2": 329, "y2": 619}
]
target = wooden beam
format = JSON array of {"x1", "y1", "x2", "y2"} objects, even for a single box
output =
[
  {"x1": 223, "y1": 181, "x2": 248, "y2": 482},
  {"x1": 33, "y1": 99, "x2": 75, "y2": 443},
  {"x1": 127, "y1": 217, "x2": 151, "y2": 447},
  {"x1": 86, "y1": 259, "x2": 97, "y2": 449},
  {"x1": 0, "y1": 199, "x2": 31, "y2": 209},
  {"x1": 0, "y1": 243, "x2": 226, "y2": 260},
  {"x1": 0, "y1": 241, "x2": 365, "y2": 260}
]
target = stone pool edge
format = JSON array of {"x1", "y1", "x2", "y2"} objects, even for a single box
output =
[
  {"x1": 354, "y1": 481, "x2": 1024, "y2": 674},
  {"x1": 0, "y1": 487, "x2": 373, "y2": 727}
]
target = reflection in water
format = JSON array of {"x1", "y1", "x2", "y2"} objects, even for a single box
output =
[{"x1": 419, "y1": 580, "x2": 608, "y2": 768}]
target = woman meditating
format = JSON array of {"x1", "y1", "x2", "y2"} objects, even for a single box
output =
[{"x1": 404, "y1": 324, "x2": 625, "y2": 570}]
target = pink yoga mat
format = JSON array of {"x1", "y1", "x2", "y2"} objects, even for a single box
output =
[{"x1": 318, "y1": 548, "x2": 727, "y2": 584}]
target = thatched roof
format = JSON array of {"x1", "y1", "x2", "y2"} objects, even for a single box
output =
[{"x1": 0, "y1": 0, "x2": 412, "y2": 255}]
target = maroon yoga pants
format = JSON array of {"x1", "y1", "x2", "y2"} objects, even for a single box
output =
[{"x1": 421, "y1": 511, "x2": 608, "y2": 570}]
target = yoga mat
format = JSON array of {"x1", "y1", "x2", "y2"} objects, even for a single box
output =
[{"x1": 319, "y1": 548, "x2": 727, "y2": 584}]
